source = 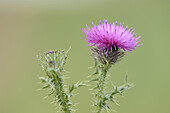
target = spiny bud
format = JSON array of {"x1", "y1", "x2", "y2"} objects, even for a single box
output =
[{"x1": 37, "y1": 49, "x2": 70, "y2": 71}]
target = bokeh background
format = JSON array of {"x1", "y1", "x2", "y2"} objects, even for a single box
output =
[{"x1": 0, "y1": 0, "x2": 170, "y2": 113}]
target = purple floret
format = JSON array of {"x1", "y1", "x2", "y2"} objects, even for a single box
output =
[{"x1": 83, "y1": 20, "x2": 142, "y2": 53}]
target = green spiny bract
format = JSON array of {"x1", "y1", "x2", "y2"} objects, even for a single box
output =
[
  {"x1": 37, "y1": 48, "x2": 86, "y2": 113},
  {"x1": 91, "y1": 47, "x2": 125, "y2": 69}
]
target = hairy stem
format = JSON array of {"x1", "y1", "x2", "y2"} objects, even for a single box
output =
[
  {"x1": 52, "y1": 71, "x2": 72, "y2": 113},
  {"x1": 96, "y1": 66, "x2": 108, "y2": 113}
]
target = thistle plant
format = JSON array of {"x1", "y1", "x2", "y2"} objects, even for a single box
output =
[
  {"x1": 37, "y1": 19, "x2": 142, "y2": 113},
  {"x1": 37, "y1": 48, "x2": 86, "y2": 113},
  {"x1": 83, "y1": 19, "x2": 142, "y2": 113}
]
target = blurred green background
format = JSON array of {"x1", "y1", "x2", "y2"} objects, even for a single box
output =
[{"x1": 0, "y1": 0, "x2": 170, "y2": 113}]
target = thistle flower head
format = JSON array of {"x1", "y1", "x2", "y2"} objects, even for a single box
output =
[{"x1": 83, "y1": 19, "x2": 142, "y2": 53}]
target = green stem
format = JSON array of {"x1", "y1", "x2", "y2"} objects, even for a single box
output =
[
  {"x1": 96, "y1": 66, "x2": 108, "y2": 113},
  {"x1": 52, "y1": 71, "x2": 72, "y2": 113}
]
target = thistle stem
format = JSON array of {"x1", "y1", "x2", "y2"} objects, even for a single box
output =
[
  {"x1": 52, "y1": 71, "x2": 72, "y2": 113},
  {"x1": 96, "y1": 66, "x2": 108, "y2": 113}
]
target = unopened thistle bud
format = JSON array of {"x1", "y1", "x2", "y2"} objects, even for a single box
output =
[{"x1": 37, "y1": 48, "x2": 86, "y2": 113}]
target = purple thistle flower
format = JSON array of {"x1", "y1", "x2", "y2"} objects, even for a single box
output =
[{"x1": 83, "y1": 20, "x2": 142, "y2": 53}]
